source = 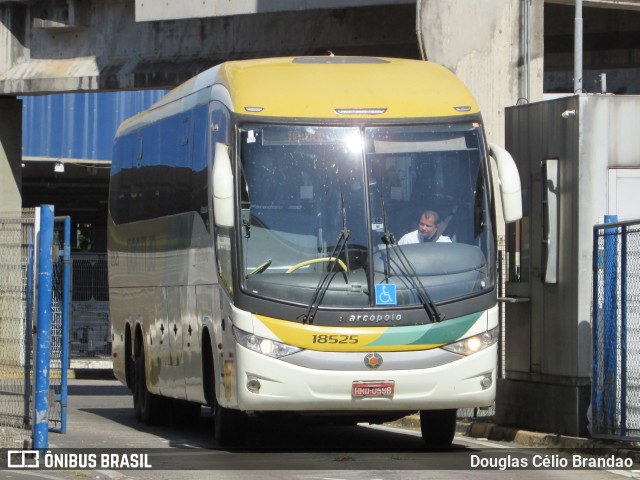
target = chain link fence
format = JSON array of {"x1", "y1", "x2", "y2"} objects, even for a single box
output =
[
  {"x1": 0, "y1": 210, "x2": 36, "y2": 448},
  {"x1": 592, "y1": 219, "x2": 640, "y2": 441},
  {"x1": 49, "y1": 215, "x2": 70, "y2": 435},
  {"x1": 0, "y1": 209, "x2": 69, "y2": 448}
]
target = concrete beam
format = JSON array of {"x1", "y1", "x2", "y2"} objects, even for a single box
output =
[
  {"x1": 0, "y1": 1, "x2": 419, "y2": 94},
  {"x1": 135, "y1": 0, "x2": 413, "y2": 22},
  {"x1": 547, "y1": 0, "x2": 640, "y2": 10}
]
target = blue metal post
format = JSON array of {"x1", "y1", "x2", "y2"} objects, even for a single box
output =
[
  {"x1": 34, "y1": 205, "x2": 54, "y2": 450},
  {"x1": 603, "y1": 214, "x2": 618, "y2": 433}
]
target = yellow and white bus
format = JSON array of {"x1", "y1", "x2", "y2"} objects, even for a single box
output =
[{"x1": 108, "y1": 56, "x2": 522, "y2": 446}]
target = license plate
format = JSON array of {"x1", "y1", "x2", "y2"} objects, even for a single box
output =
[{"x1": 352, "y1": 381, "x2": 395, "y2": 398}]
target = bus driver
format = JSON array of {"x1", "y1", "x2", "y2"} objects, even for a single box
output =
[{"x1": 397, "y1": 210, "x2": 452, "y2": 245}]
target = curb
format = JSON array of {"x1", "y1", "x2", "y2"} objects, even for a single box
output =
[
  {"x1": 68, "y1": 360, "x2": 115, "y2": 380},
  {"x1": 395, "y1": 415, "x2": 640, "y2": 462},
  {"x1": 68, "y1": 368, "x2": 116, "y2": 380}
]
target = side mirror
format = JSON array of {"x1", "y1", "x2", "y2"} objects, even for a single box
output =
[
  {"x1": 213, "y1": 142, "x2": 234, "y2": 228},
  {"x1": 489, "y1": 143, "x2": 522, "y2": 223}
]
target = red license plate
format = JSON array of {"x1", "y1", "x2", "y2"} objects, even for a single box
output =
[{"x1": 352, "y1": 381, "x2": 395, "y2": 398}]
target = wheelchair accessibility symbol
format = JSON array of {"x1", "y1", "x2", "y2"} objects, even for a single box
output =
[{"x1": 375, "y1": 284, "x2": 397, "y2": 306}]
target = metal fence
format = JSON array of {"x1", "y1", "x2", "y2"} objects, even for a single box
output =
[
  {"x1": 48, "y1": 213, "x2": 71, "y2": 437},
  {"x1": 0, "y1": 208, "x2": 69, "y2": 448},
  {"x1": 592, "y1": 218, "x2": 640, "y2": 440},
  {"x1": 0, "y1": 211, "x2": 35, "y2": 448}
]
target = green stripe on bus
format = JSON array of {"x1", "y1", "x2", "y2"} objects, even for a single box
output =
[{"x1": 366, "y1": 312, "x2": 483, "y2": 347}]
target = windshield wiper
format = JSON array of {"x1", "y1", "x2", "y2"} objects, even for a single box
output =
[
  {"x1": 380, "y1": 197, "x2": 395, "y2": 284},
  {"x1": 300, "y1": 193, "x2": 350, "y2": 324},
  {"x1": 379, "y1": 196, "x2": 443, "y2": 323}
]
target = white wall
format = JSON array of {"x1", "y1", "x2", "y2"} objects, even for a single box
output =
[{"x1": 134, "y1": 0, "x2": 413, "y2": 21}]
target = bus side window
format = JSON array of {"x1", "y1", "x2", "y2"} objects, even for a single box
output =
[{"x1": 192, "y1": 104, "x2": 210, "y2": 230}]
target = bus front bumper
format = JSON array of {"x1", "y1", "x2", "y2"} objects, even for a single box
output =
[{"x1": 232, "y1": 344, "x2": 497, "y2": 412}]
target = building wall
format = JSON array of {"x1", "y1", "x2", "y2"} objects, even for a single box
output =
[{"x1": 22, "y1": 90, "x2": 167, "y2": 161}]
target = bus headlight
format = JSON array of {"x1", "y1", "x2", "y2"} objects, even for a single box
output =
[
  {"x1": 442, "y1": 326, "x2": 499, "y2": 356},
  {"x1": 233, "y1": 326, "x2": 302, "y2": 358}
]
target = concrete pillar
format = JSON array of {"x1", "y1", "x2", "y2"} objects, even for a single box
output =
[
  {"x1": 0, "y1": 3, "x2": 26, "y2": 213},
  {"x1": 0, "y1": 97, "x2": 24, "y2": 389},
  {"x1": 416, "y1": 0, "x2": 545, "y2": 146},
  {"x1": 0, "y1": 97, "x2": 22, "y2": 214}
]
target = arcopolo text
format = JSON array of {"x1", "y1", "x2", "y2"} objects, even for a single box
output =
[{"x1": 339, "y1": 313, "x2": 402, "y2": 323}]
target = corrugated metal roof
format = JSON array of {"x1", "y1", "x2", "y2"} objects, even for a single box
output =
[{"x1": 22, "y1": 90, "x2": 168, "y2": 161}]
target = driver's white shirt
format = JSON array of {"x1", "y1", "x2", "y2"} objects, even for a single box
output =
[{"x1": 397, "y1": 230, "x2": 451, "y2": 245}]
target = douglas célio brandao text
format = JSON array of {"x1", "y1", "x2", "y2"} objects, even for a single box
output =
[{"x1": 470, "y1": 453, "x2": 633, "y2": 470}]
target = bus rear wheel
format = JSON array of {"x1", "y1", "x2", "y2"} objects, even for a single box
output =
[
  {"x1": 419, "y1": 409, "x2": 457, "y2": 447},
  {"x1": 133, "y1": 346, "x2": 165, "y2": 425}
]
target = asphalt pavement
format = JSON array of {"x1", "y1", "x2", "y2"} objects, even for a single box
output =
[
  {"x1": 67, "y1": 366, "x2": 640, "y2": 457},
  {"x1": 4, "y1": 370, "x2": 639, "y2": 480}
]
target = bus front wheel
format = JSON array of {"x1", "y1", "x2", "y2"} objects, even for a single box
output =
[
  {"x1": 204, "y1": 334, "x2": 247, "y2": 446},
  {"x1": 133, "y1": 346, "x2": 165, "y2": 425},
  {"x1": 213, "y1": 400, "x2": 247, "y2": 447},
  {"x1": 419, "y1": 409, "x2": 457, "y2": 447}
]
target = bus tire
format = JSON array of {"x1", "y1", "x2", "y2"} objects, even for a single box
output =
[
  {"x1": 203, "y1": 330, "x2": 246, "y2": 446},
  {"x1": 419, "y1": 409, "x2": 457, "y2": 447},
  {"x1": 214, "y1": 401, "x2": 246, "y2": 447},
  {"x1": 125, "y1": 327, "x2": 134, "y2": 390},
  {"x1": 133, "y1": 346, "x2": 165, "y2": 425}
]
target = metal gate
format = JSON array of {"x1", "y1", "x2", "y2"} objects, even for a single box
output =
[
  {"x1": 592, "y1": 217, "x2": 640, "y2": 440},
  {"x1": 0, "y1": 207, "x2": 70, "y2": 448},
  {"x1": 70, "y1": 252, "x2": 110, "y2": 358}
]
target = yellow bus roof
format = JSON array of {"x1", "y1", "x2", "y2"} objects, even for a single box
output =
[
  {"x1": 217, "y1": 56, "x2": 480, "y2": 119},
  {"x1": 118, "y1": 57, "x2": 481, "y2": 135}
]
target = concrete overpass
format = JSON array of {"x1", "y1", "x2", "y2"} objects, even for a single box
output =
[
  {"x1": 1, "y1": 0, "x2": 639, "y2": 261},
  {"x1": 2, "y1": 0, "x2": 640, "y2": 213},
  {"x1": 0, "y1": 0, "x2": 421, "y2": 93},
  {"x1": 3, "y1": 0, "x2": 640, "y2": 278},
  {"x1": 1, "y1": 0, "x2": 420, "y2": 213},
  {"x1": 1, "y1": 0, "x2": 638, "y2": 95}
]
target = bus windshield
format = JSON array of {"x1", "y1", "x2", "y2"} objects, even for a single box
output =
[{"x1": 239, "y1": 123, "x2": 494, "y2": 311}]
